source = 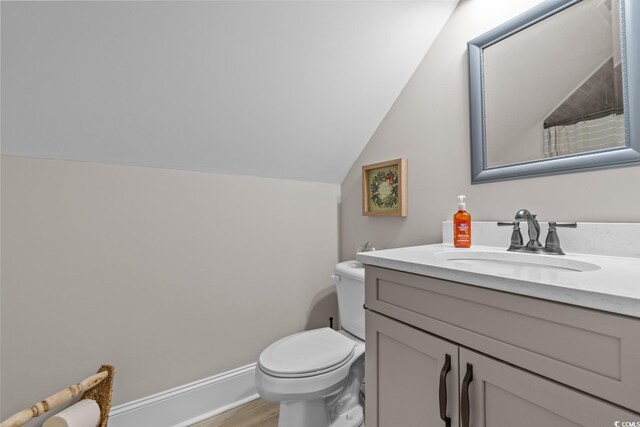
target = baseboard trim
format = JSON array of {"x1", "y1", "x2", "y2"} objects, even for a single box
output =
[{"x1": 108, "y1": 363, "x2": 259, "y2": 427}]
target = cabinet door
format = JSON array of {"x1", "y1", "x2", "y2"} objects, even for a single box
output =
[
  {"x1": 366, "y1": 311, "x2": 459, "y2": 427},
  {"x1": 460, "y1": 348, "x2": 640, "y2": 427}
]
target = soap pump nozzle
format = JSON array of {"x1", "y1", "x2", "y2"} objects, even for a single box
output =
[{"x1": 457, "y1": 195, "x2": 466, "y2": 211}]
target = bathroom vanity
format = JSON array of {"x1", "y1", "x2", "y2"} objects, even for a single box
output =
[{"x1": 358, "y1": 241, "x2": 640, "y2": 426}]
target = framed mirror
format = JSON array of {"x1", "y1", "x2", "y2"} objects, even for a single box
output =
[{"x1": 468, "y1": 0, "x2": 640, "y2": 183}]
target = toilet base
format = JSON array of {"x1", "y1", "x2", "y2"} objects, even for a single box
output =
[
  {"x1": 278, "y1": 399, "x2": 328, "y2": 427},
  {"x1": 328, "y1": 405, "x2": 364, "y2": 427},
  {"x1": 278, "y1": 399, "x2": 363, "y2": 427}
]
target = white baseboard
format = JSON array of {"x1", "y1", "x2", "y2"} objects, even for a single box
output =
[{"x1": 108, "y1": 363, "x2": 259, "y2": 427}]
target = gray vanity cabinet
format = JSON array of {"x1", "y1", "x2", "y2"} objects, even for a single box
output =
[{"x1": 364, "y1": 265, "x2": 640, "y2": 426}]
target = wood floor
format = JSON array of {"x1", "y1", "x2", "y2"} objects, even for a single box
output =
[{"x1": 192, "y1": 398, "x2": 279, "y2": 427}]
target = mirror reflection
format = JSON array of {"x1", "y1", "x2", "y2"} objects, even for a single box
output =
[{"x1": 483, "y1": 0, "x2": 624, "y2": 168}]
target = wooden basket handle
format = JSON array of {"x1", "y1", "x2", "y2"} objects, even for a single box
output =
[{"x1": 1, "y1": 370, "x2": 109, "y2": 427}]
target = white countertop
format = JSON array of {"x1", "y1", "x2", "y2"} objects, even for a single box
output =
[{"x1": 356, "y1": 244, "x2": 640, "y2": 318}]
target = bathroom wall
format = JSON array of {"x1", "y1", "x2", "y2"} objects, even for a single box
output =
[
  {"x1": 1, "y1": 156, "x2": 340, "y2": 417},
  {"x1": 340, "y1": 0, "x2": 640, "y2": 260}
]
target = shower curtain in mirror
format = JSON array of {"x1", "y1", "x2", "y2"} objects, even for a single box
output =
[{"x1": 543, "y1": 114, "x2": 625, "y2": 158}]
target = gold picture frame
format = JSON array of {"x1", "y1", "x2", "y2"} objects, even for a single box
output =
[{"x1": 362, "y1": 158, "x2": 407, "y2": 217}]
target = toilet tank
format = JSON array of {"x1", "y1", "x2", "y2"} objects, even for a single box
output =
[{"x1": 333, "y1": 261, "x2": 365, "y2": 340}]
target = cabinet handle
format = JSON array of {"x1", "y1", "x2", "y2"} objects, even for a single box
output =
[
  {"x1": 461, "y1": 363, "x2": 473, "y2": 427},
  {"x1": 438, "y1": 354, "x2": 451, "y2": 427}
]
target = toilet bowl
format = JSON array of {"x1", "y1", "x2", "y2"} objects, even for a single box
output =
[
  {"x1": 255, "y1": 328, "x2": 364, "y2": 427},
  {"x1": 255, "y1": 261, "x2": 365, "y2": 427}
]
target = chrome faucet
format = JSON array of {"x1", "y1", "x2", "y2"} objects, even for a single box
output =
[
  {"x1": 514, "y1": 209, "x2": 543, "y2": 251},
  {"x1": 498, "y1": 210, "x2": 577, "y2": 255}
]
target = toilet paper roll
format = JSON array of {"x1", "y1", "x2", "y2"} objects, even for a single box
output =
[{"x1": 42, "y1": 399, "x2": 101, "y2": 427}]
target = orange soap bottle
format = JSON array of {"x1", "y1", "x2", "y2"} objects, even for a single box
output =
[{"x1": 454, "y1": 195, "x2": 471, "y2": 248}]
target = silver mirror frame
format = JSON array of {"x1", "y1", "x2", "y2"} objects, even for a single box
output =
[{"x1": 468, "y1": 0, "x2": 640, "y2": 183}]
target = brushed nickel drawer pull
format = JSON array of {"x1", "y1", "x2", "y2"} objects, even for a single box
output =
[
  {"x1": 461, "y1": 363, "x2": 473, "y2": 427},
  {"x1": 438, "y1": 354, "x2": 452, "y2": 427}
]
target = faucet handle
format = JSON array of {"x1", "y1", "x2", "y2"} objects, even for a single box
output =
[
  {"x1": 497, "y1": 221, "x2": 523, "y2": 250},
  {"x1": 549, "y1": 222, "x2": 577, "y2": 228},
  {"x1": 544, "y1": 222, "x2": 576, "y2": 255}
]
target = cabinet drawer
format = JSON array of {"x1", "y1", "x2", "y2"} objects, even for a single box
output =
[{"x1": 365, "y1": 266, "x2": 640, "y2": 412}]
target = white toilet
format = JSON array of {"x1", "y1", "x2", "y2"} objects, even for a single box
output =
[{"x1": 255, "y1": 261, "x2": 365, "y2": 427}]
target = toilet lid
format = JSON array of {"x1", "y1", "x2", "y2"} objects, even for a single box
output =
[{"x1": 259, "y1": 328, "x2": 355, "y2": 377}]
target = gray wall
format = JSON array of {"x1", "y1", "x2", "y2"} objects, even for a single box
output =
[
  {"x1": 1, "y1": 156, "x2": 340, "y2": 418},
  {"x1": 340, "y1": 0, "x2": 640, "y2": 260}
]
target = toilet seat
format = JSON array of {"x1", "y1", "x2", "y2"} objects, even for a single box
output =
[
  {"x1": 259, "y1": 328, "x2": 355, "y2": 378},
  {"x1": 255, "y1": 334, "x2": 364, "y2": 402}
]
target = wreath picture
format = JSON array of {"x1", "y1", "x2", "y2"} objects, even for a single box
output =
[
  {"x1": 370, "y1": 170, "x2": 399, "y2": 209},
  {"x1": 362, "y1": 159, "x2": 407, "y2": 217}
]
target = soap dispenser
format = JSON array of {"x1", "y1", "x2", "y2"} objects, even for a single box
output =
[{"x1": 454, "y1": 195, "x2": 471, "y2": 248}]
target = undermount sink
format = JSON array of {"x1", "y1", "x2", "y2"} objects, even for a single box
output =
[{"x1": 435, "y1": 250, "x2": 601, "y2": 272}]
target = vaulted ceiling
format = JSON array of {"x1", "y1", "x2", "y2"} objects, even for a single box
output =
[{"x1": 1, "y1": 1, "x2": 459, "y2": 183}]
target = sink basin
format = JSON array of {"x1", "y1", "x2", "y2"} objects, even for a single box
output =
[{"x1": 435, "y1": 250, "x2": 601, "y2": 272}]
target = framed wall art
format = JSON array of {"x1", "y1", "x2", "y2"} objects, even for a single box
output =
[{"x1": 362, "y1": 158, "x2": 407, "y2": 217}]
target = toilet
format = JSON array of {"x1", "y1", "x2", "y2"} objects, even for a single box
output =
[{"x1": 255, "y1": 261, "x2": 365, "y2": 427}]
